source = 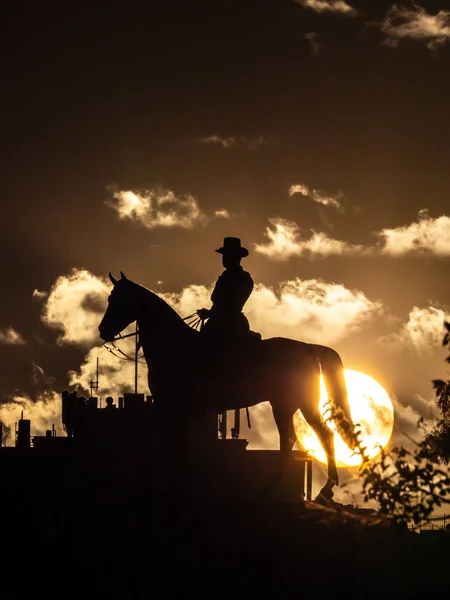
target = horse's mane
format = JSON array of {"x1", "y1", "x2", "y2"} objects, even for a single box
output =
[{"x1": 128, "y1": 279, "x2": 190, "y2": 328}]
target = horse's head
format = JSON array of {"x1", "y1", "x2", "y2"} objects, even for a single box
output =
[{"x1": 98, "y1": 271, "x2": 138, "y2": 342}]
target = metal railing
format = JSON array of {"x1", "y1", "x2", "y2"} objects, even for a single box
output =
[{"x1": 413, "y1": 513, "x2": 450, "y2": 531}]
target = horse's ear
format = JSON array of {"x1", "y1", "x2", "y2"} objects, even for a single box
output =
[
  {"x1": 109, "y1": 272, "x2": 118, "y2": 285},
  {"x1": 120, "y1": 271, "x2": 128, "y2": 281}
]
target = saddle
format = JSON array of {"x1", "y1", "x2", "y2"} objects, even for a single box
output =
[{"x1": 201, "y1": 331, "x2": 262, "y2": 379}]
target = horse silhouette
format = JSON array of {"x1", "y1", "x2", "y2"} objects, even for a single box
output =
[{"x1": 98, "y1": 272, "x2": 357, "y2": 501}]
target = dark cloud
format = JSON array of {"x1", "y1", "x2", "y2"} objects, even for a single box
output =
[{"x1": 81, "y1": 293, "x2": 109, "y2": 315}]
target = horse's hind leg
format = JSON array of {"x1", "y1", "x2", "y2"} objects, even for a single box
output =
[
  {"x1": 296, "y1": 366, "x2": 339, "y2": 491},
  {"x1": 300, "y1": 407, "x2": 339, "y2": 504}
]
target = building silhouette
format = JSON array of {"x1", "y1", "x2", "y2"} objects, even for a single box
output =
[{"x1": 1, "y1": 390, "x2": 313, "y2": 501}]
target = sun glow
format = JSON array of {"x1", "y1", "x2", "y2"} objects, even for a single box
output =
[{"x1": 293, "y1": 370, "x2": 394, "y2": 468}]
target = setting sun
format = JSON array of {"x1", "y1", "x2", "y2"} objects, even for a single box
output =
[{"x1": 293, "y1": 370, "x2": 394, "y2": 468}]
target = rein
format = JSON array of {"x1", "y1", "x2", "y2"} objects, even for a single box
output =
[
  {"x1": 103, "y1": 328, "x2": 146, "y2": 364},
  {"x1": 182, "y1": 312, "x2": 205, "y2": 331},
  {"x1": 103, "y1": 341, "x2": 147, "y2": 364},
  {"x1": 103, "y1": 313, "x2": 204, "y2": 364}
]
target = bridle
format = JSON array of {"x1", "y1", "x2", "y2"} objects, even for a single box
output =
[
  {"x1": 103, "y1": 327, "x2": 146, "y2": 364},
  {"x1": 102, "y1": 313, "x2": 204, "y2": 364}
]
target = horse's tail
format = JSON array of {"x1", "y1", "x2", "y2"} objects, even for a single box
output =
[{"x1": 313, "y1": 345, "x2": 357, "y2": 450}]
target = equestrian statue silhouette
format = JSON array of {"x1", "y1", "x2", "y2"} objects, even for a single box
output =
[{"x1": 98, "y1": 238, "x2": 357, "y2": 502}]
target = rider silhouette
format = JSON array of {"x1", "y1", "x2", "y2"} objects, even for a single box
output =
[{"x1": 197, "y1": 237, "x2": 256, "y2": 347}]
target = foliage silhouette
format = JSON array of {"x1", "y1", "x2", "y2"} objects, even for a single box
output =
[
  {"x1": 335, "y1": 322, "x2": 450, "y2": 527},
  {"x1": 360, "y1": 444, "x2": 449, "y2": 527},
  {"x1": 421, "y1": 321, "x2": 450, "y2": 464}
]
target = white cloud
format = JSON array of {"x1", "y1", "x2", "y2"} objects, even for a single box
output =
[
  {"x1": 247, "y1": 279, "x2": 382, "y2": 344},
  {"x1": 32, "y1": 289, "x2": 48, "y2": 300},
  {"x1": 255, "y1": 214, "x2": 450, "y2": 261},
  {"x1": 0, "y1": 392, "x2": 63, "y2": 445},
  {"x1": 107, "y1": 187, "x2": 201, "y2": 229},
  {"x1": 378, "y1": 214, "x2": 450, "y2": 256},
  {"x1": 194, "y1": 136, "x2": 272, "y2": 149},
  {"x1": 69, "y1": 341, "x2": 147, "y2": 400},
  {"x1": 0, "y1": 327, "x2": 26, "y2": 345},
  {"x1": 106, "y1": 187, "x2": 227, "y2": 229},
  {"x1": 214, "y1": 209, "x2": 230, "y2": 218},
  {"x1": 379, "y1": 306, "x2": 449, "y2": 352},
  {"x1": 289, "y1": 183, "x2": 345, "y2": 212},
  {"x1": 403, "y1": 307, "x2": 448, "y2": 350},
  {"x1": 254, "y1": 218, "x2": 363, "y2": 260},
  {"x1": 380, "y1": 3, "x2": 450, "y2": 50},
  {"x1": 254, "y1": 219, "x2": 303, "y2": 261},
  {"x1": 295, "y1": 0, "x2": 357, "y2": 16},
  {"x1": 42, "y1": 268, "x2": 110, "y2": 347}
]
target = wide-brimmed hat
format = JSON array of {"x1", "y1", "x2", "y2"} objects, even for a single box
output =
[{"x1": 215, "y1": 237, "x2": 249, "y2": 258}]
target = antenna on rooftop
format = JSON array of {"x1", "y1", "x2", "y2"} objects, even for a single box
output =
[
  {"x1": 89, "y1": 357, "x2": 100, "y2": 398},
  {"x1": 134, "y1": 322, "x2": 139, "y2": 394}
]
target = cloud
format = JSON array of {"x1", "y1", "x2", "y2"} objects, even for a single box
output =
[
  {"x1": 378, "y1": 214, "x2": 450, "y2": 256},
  {"x1": 106, "y1": 186, "x2": 227, "y2": 229},
  {"x1": 31, "y1": 362, "x2": 56, "y2": 388},
  {"x1": 69, "y1": 340, "x2": 147, "y2": 400},
  {"x1": 289, "y1": 184, "x2": 345, "y2": 212},
  {"x1": 247, "y1": 279, "x2": 382, "y2": 344},
  {"x1": 32, "y1": 289, "x2": 48, "y2": 300},
  {"x1": 194, "y1": 136, "x2": 273, "y2": 149},
  {"x1": 379, "y1": 306, "x2": 449, "y2": 352},
  {"x1": 295, "y1": 0, "x2": 357, "y2": 16},
  {"x1": 304, "y1": 32, "x2": 323, "y2": 54},
  {"x1": 255, "y1": 214, "x2": 450, "y2": 261},
  {"x1": 41, "y1": 268, "x2": 110, "y2": 347},
  {"x1": 0, "y1": 327, "x2": 26, "y2": 345},
  {"x1": 214, "y1": 209, "x2": 230, "y2": 218},
  {"x1": 254, "y1": 218, "x2": 363, "y2": 260},
  {"x1": 390, "y1": 394, "x2": 436, "y2": 448},
  {"x1": 0, "y1": 392, "x2": 63, "y2": 445},
  {"x1": 379, "y1": 3, "x2": 450, "y2": 50}
]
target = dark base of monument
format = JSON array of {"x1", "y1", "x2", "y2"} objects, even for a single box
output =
[
  {"x1": 3, "y1": 486, "x2": 448, "y2": 599},
  {"x1": 1, "y1": 442, "x2": 448, "y2": 598},
  {"x1": 1, "y1": 460, "x2": 448, "y2": 599}
]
